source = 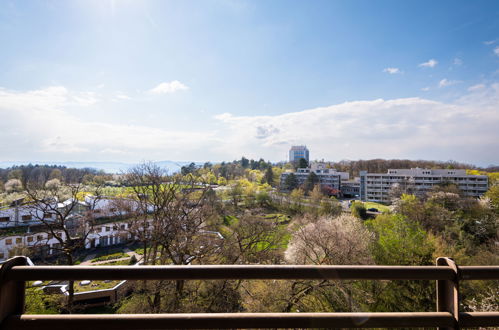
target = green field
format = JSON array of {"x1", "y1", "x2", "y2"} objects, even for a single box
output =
[{"x1": 363, "y1": 201, "x2": 390, "y2": 213}]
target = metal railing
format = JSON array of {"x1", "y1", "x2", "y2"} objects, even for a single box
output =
[{"x1": 0, "y1": 256, "x2": 498, "y2": 329}]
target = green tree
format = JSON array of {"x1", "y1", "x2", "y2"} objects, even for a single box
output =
[
  {"x1": 263, "y1": 167, "x2": 274, "y2": 186},
  {"x1": 241, "y1": 157, "x2": 249, "y2": 168},
  {"x1": 485, "y1": 185, "x2": 499, "y2": 214},
  {"x1": 303, "y1": 172, "x2": 319, "y2": 193},
  {"x1": 283, "y1": 173, "x2": 298, "y2": 191},
  {"x1": 365, "y1": 214, "x2": 435, "y2": 312},
  {"x1": 350, "y1": 201, "x2": 368, "y2": 220},
  {"x1": 297, "y1": 158, "x2": 308, "y2": 169},
  {"x1": 181, "y1": 162, "x2": 197, "y2": 175}
]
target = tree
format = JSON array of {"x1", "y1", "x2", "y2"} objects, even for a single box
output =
[
  {"x1": 25, "y1": 181, "x2": 103, "y2": 311},
  {"x1": 365, "y1": 214, "x2": 435, "y2": 312},
  {"x1": 181, "y1": 162, "x2": 197, "y2": 175},
  {"x1": 262, "y1": 167, "x2": 274, "y2": 186},
  {"x1": 297, "y1": 158, "x2": 308, "y2": 169},
  {"x1": 240, "y1": 157, "x2": 249, "y2": 168},
  {"x1": 4, "y1": 179, "x2": 23, "y2": 193},
  {"x1": 310, "y1": 184, "x2": 324, "y2": 205},
  {"x1": 284, "y1": 214, "x2": 373, "y2": 312},
  {"x1": 303, "y1": 172, "x2": 319, "y2": 193},
  {"x1": 286, "y1": 214, "x2": 373, "y2": 265},
  {"x1": 350, "y1": 201, "x2": 368, "y2": 220},
  {"x1": 283, "y1": 173, "x2": 298, "y2": 191},
  {"x1": 123, "y1": 163, "x2": 216, "y2": 312},
  {"x1": 485, "y1": 185, "x2": 499, "y2": 214},
  {"x1": 49, "y1": 169, "x2": 63, "y2": 180}
]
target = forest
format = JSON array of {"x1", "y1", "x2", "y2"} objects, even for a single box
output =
[{"x1": 10, "y1": 159, "x2": 496, "y2": 317}]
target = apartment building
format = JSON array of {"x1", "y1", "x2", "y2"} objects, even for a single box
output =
[
  {"x1": 0, "y1": 220, "x2": 135, "y2": 262},
  {"x1": 359, "y1": 168, "x2": 488, "y2": 203},
  {"x1": 280, "y1": 162, "x2": 349, "y2": 191},
  {"x1": 289, "y1": 145, "x2": 310, "y2": 163}
]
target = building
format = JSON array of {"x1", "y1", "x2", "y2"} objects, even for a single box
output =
[
  {"x1": 289, "y1": 145, "x2": 310, "y2": 163},
  {"x1": 359, "y1": 168, "x2": 488, "y2": 203},
  {"x1": 340, "y1": 179, "x2": 361, "y2": 197},
  {"x1": 280, "y1": 162, "x2": 349, "y2": 193}
]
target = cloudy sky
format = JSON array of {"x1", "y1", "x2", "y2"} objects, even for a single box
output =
[{"x1": 1, "y1": 0, "x2": 498, "y2": 166}]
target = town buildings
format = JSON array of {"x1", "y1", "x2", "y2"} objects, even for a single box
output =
[
  {"x1": 360, "y1": 168, "x2": 488, "y2": 203},
  {"x1": 0, "y1": 196, "x2": 149, "y2": 262},
  {"x1": 289, "y1": 145, "x2": 310, "y2": 163},
  {"x1": 280, "y1": 162, "x2": 349, "y2": 193}
]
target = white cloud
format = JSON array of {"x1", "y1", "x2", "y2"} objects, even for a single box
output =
[
  {"x1": 148, "y1": 80, "x2": 189, "y2": 94},
  {"x1": 114, "y1": 92, "x2": 131, "y2": 100},
  {"x1": 213, "y1": 84, "x2": 499, "y2": 164},
  {"x1": 494, "y1": 46, "x2": 499, "y2": 57},
  {"x1": 383, "y1": 67, "x2": 401, "y2": 74},
  {"x1": 439, "y1": 78, "x2": 461, "y2": 88},
  {"x1": 468, "y1": 84, "x2": 486, "y2": 91},
  {"x1": 0, "y1": 86, "x2": 216, "y2": 161},
  {"x1": 421, "y1": 87, "x2": 430, "y2": 92},
  {"x1": 419, "y1": 59, "x2": 438, "y2": 68},
  {"x1": 1, "y1": 84, "x2": 499, "y2": 165},
  {"x1": 453, "y1": 58, "x2": 463, "y2": 66},
  {"x1": 484, "y1": 39, "x2": 497, "y2": 45}
]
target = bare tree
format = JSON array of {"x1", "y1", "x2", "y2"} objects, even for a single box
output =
[
  {"x1": 122, "y1": 163, "x2": 217, "y2": 312},
  {"x1": 25, "y1": 181, "x2": 103, "y2": 310},
  {"x1": 283, "y1": 214, "x2": 374, "y2": 312}
]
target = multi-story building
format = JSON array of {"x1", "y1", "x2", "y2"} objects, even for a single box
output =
[
  {"x1": 340, "y1": 179, "x2": 361, "y2": 197},
  {"x1": 280, "y1": 162, "x2": 349, "y2": 192},
  {"x1": 289, "y1": 145, "x2": 310, "y2": 163},
  {"x1": 359, "y1": 168, "x2": 488, "y2": 203}
]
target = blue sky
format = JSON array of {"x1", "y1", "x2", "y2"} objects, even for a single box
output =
[{"x1": 0, "y1": 0, "x2": 498, "y2": 166}]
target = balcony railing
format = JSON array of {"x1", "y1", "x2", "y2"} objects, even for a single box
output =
[{"x1": 0, "y1": 256, "x2": 498, "y2": 329}]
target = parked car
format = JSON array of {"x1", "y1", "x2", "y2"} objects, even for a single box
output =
[{"x1": 367, "y1": 208, "x2": 379, "y2": 212}]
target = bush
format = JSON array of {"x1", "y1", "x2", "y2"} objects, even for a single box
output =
[{"x1": 350, "y1": 201, "x2": 368, "y2": 220}]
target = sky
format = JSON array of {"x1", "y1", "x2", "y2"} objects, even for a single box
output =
[{"x1": 0, "y1": 0, "x2": 498, "y2": 166}]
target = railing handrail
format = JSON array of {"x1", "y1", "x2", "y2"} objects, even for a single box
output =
[
  {"x1": 0, "y1": 256, "x2": 497, "y2": 330},
  {"x1": 7, "y1": 264, "x2": 460, "y2": 281},
  {"x1": 7, "y1": 264, "x2": 499, "y2": 281}
]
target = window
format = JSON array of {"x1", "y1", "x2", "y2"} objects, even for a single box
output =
[
  {"x1": 37, "y1": 235, "x2": 43, "y2": 241},
  {"x1": 106, "y1": 227, "x2": 110, "y2": 232},
  {"x1": 48, "y1": 234, "x2": 53, "y2": 240},
  {"x1": 16, "y1": 238, "x2": 22, "y2": 244},
  {"x1": 94, "y1": 209, "x2": 101, "y2": 214},
  {"x1": 110, "y1": 208, "x2": 117, "y2": 212},
  {"x1": 0, "y1": 217, "x2": 10, "y2": 222},
  {"x1": 27, "y1": 237, "x2": 33, "y2": 243},
  {"x1": 21, "y1": 215, "x2": 32, "y2": 221},
  {"x1": 5, "y1": 239, "x2": 12, "y2": 245},
  {"x1": 43, "y1": 213, "x2": 52, "y2": 219},
  {"x1": 0, "y1": 252, "x2": 4, "y2": 259}
]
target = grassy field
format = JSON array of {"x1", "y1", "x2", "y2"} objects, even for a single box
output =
[
  {"x1": 363, "y1": 202, "x2": 391, "y2": 213},
  {"x1": 74, "y1": 280, "x2": 122, "y2": 292}
]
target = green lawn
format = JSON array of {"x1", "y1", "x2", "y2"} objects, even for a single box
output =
[
  {"x1": 364, "y1": 202, "x2": 390, "y2": 213},
  {"x1": 74, "y1": 280, "x2": 122, "y2": 292}
]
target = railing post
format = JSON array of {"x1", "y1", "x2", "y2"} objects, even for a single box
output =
[
  {"x1": 437, "y1": 257, "x2": 460, "y2": 330},
  {"x1": 0, "y1": 256, "x2": 28, "y2": 326}
]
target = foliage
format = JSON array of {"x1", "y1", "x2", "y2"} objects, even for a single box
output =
[
  {"x1": 365, "y1": 214, "x2": 436, "y2": 312},
  {"x1": 25, "y1": 287, "x2": 61, "y2": 314},
  {"x1": 91, "y1": 252, "x2": 128, "y2": 263},
  {"x1": 283, "y1": 173, "x2": 298, "y2": 191},
  {"x1": 303, "y1": 172, "x2": 319, "y2": 192},
  {"x1": 4, "y1": 179, "x2": 23, "y2": 193},
  {"x1": 366, "y1": 214, "x2": 435, "y2": 265},
  {"x1": 297, "y1": 158, "x2": 309, "y2": 169},
  {"x1": 350, "y1": 201, "x2": 368, "y2": 220}
]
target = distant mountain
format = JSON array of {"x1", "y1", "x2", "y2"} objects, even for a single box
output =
[{"x1": 0, "y1": 161, "x2": 204, "y2": 174}]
